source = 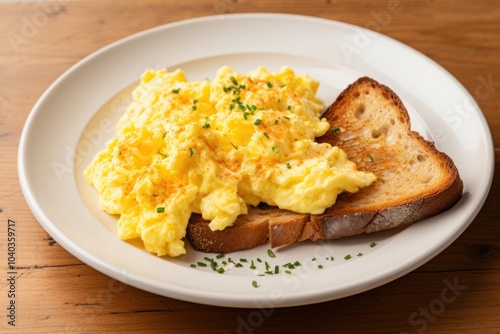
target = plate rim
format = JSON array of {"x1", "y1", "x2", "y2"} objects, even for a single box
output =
[{"x1": 18, "y1": 13, "x2": 495, "y2": 308}]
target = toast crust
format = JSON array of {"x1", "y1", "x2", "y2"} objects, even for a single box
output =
[{"x1": 186, "y1": 77, "x2": 463, "y2": 253}]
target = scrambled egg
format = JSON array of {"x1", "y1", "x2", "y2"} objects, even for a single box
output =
[{"x1": 84, "y1": 66, "x2": 376, "y2": 257}]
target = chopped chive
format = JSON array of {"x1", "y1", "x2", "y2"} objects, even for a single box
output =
[
  {"x1": 252, "y1": 280, "x2": 258, "y2": 288},
  {"x1": 357, "y1": 253, "x2": 364, "y2": 257},
  {"x1": 190, "y1": 264, "x2": 196, "y2": 268},
  {"x1": 286, "y1": 163, "x2": 291, "y2": 169},
  {"x1": 193, "y1": 99, "x2": 198, "y2": 104},
  {"x1": 216, "y1": 267, "x2": 225, "y2": 274},
  {"x1": 266, "y1": 81, "x2": 272, "y2": 88},
  {"x1": 370, "y1": 241, "x2": 377, "y2": 248},
  {"x1": 311, "y1": 257, "x2": 317, "y2": 261},
  {"x1": 229, "y1": 104, "x2": 235, "y2": 110},
  {"x1": 285, "y1": 270, "x2": 292, "y2": 274},
  {"x1": 238, "y1": 104, "x2": 246, "y2": 110},
  {"x1": 156, "y1": 207, "x2": 165, "y2": 213},
  {"x1": 189, "y1": 147, "x2": 194, "y2": 157},
  {"x1": 344, "y1": 254, "x2": 352, "y2": 260},
  {"x1": 243, "y1": 112, "x2": 249, "y2": 120},
  {"x1": 230, "y1": 76, "x2": 238, "y2": 85},
  {"x1": 331, "y1": 127, "x2": 341, "y2": 134},
  {"x1": 234, "y1": 263, "x2": 243, "y2": 268},
  {"x1": 231, "y1": 142, "x2": 238, "y2": 149},
  {"x1": 318, "y1": 265, "x2": 323, "y2": 269},
  {"x1": 172, "y1": 88, "x2": 180, "y2": 94},
  {"x1": 202, "y1": 122, "x2": 210, "y2": 128},
  {"x1": 263, "y1": 132, "x2": 270, "y2": 138},
  {"x1": 274, "y1": 265, "x2": 279, "y2": 274},
  {"x1": 287, "y1": 105, "x2": 291, "y2": 110},
  {"x1": 274, "y1": 119, "x2": 279, "y2": 125},
  {"x1": 157, "y1": 150, "x2": 168, "y2": 158},
  {"x1": 192, "y1": 105, "x2": 197, "y2": 111},
  {"x1": 216, "y1": 253, "x2": 225, "y2": 259},
  {"x1": 293, "y1": 261, "x2": 301, "y2": 266},
  {"x1": 272, "y1": 146, "x2": 280, "y2": 153},
  {"x1": 197, "y1": 262, "x2": 207, "y2": 267},
  {"x1": 256, "y1": 258, "x2": 262, "y2": 263},
  {"x1": 368, "y1": 154, "x2": 374, "y2": 162},
  {"x1": 221, "y1": 260, "x2": 227, "y2": 266},
  {"x1": 254, "y1": 119, "x2": 262, "y2": 125},
  {"x1": 240, "y1": 258, "x2": 248, "y2": 263},
  {"x1": 284, "y1": 116, "x2": 290, "y2": 120},
  {"x1": 282, "y1": 263, "x2": 290, "y2": 268},
  {"x1": 265, "y1": 261, "x2": 270, "y2": 271},
  {"x1": 250, "y1": 260, "x2": 256, "y2": 270},
  {"x1": 210, "y1": 261, "x2": 217, "y2": 271},
  {"x1": 267, "y1": 249, "x2": 276, "y2": 258}
]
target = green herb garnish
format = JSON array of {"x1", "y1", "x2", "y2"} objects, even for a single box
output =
[
  {"x1": 331, "y1": 127, "x2": 341, "y2": 134},
  {"x1": 265, "y1": 261, "x2": 271, "y2": 271}
]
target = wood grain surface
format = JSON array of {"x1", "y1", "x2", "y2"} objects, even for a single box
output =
[{"x1": 0, "y1": 0, "x2": 499, "y2": 333}]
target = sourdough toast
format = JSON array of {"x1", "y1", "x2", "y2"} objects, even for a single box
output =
[{"x1": 187, "y1": 77, "x2": 463, "y2": 253}]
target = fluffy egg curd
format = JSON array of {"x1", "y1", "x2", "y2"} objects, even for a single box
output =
[{"x1": 84, "y1": 66, "x2": 376, "y2": 257}]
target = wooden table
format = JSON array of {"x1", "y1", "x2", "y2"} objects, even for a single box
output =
[{"x1": 1, "y1": 0, "x2": 499, "y2": 333}]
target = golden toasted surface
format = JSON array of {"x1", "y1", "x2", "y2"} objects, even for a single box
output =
[{"x1": 318, "y1": 77, "x2": 462, "y2": 214}]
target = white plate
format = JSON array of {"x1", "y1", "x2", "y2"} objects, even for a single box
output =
[{"x1": 18, "y1": 13, "x2": 494, "y2": 308}]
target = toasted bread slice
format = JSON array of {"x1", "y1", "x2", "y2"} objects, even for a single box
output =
[{"x1": 186, "y1": 77, "x2": 463, "y2": 253}]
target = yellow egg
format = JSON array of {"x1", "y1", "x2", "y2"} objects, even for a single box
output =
[{"x1": 84, "y1": 66, "x2": 376, "y2": 257}]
